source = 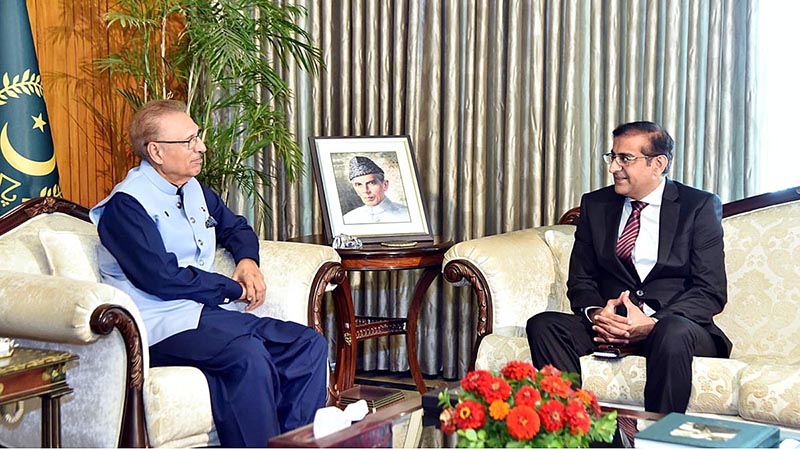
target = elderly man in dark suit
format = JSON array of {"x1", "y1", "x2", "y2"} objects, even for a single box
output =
[{"x1": 526, "y1": 121, "x2": 730, "y2": 414}]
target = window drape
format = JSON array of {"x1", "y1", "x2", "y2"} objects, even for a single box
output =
[{"x1": 251, "y1": 0, "x2": 756, "y2": 379}]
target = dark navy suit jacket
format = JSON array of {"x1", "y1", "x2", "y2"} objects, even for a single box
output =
[{"x1": 567, "y1": 178, "x2": 732, "y2": 357}]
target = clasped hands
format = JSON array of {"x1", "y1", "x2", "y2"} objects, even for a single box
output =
[
  {"x1": 232, "y1": 258, "x2": 267, "y2": 311},
  {"x1": 590, "y1": 290, "x2": 656, "y2": 346}
]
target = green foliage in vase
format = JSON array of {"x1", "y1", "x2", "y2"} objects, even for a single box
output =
[{"x1": 97, "y1": 0, "x2": 322, "y2": 218}]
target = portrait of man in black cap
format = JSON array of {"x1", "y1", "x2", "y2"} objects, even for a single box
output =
[{"x1": 343, "y1": 155, "x2": 410, "y2": 224}]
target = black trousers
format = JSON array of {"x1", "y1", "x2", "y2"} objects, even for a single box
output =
[
  {"x1": 150, "y1": 306, "x2": 328, "y2": 447},
  {"x1": 525, "y1": 312, "x2": 719, "y2": 413}
]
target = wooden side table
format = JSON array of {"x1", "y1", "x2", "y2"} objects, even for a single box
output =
[
  {"x1": 0, "y1": 347, "x2": 78, "y2": 448},
  {"x1": 293, "y1": 235, "x2": 454, "y2": 393}
]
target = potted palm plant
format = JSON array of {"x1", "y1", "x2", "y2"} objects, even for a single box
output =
[{"x1": 97, "y1": 0, "x2": 322, "y2": 229}]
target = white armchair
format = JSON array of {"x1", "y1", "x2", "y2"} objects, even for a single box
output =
[
  {"x1": 0, "y1": 197, "x2": 348, "y2": 447},
  {"x1": 442, "y1": 187, "x2": 800, "y2": 431}
]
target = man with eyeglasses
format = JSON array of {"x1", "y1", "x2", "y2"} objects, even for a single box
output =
[
  {"x1": 526, "y1": 121, "x2": 730, "y2": 414},
  {"x1": 89, "y1": 100, "x2": 327, "y2": 447}
]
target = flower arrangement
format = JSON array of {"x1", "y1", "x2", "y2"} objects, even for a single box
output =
[{"x1": 438, "y1": 361, "x2": 617, "y2": 448}]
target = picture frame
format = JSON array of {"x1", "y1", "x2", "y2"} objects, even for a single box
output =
[{"x1": 309, "y1": 135, "x2": 433, "y2": 244}]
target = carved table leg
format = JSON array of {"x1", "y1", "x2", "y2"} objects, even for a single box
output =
[
  {"x1": 406, "y1": 267, "x2": 441, "y2": 393},
  {"x1": 332, "y1": 277, "x2": 357, "y2": 392},
  {"x1": 40, "y1": 388, "x2": 70, "y2": 448}
]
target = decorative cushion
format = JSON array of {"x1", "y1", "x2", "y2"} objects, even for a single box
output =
[
  {"x1": 738, "y1": 363, "x2": 800, "y2": 428},
  {"x1": 542, "y1": 226, "x2": 576, "y2": 313},
  {"x1": 38, "y1": 230, "x2": 100, "y2": 283},
  {"x1": 0, "y1": 214, "x2": 95, "y2": 275}
]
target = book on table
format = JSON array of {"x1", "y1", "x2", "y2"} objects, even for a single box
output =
[
  {"x1": 635, "y1": 412, "x2": 780, "y2": 448},
  {"x1": 339, "y1": 385, "x2": 404, "y2": 413}
]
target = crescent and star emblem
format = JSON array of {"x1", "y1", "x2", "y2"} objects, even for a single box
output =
[{"x1": 0, "y1": 122, "x2": 55, "y2": 176}]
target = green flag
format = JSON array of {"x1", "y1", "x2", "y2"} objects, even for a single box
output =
[{"x1": 0, "y1": 0, "x2": 61, "y2": 215}]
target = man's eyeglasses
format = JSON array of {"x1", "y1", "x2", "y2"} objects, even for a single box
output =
[
  {"x1": 151, "y1": 129, "x2": 205, "y2": 151},
  {"x1": 602, "y1": 152, "x2": 654, "y2": 166}
]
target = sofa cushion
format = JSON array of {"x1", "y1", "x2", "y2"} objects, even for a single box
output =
[
  {"x1": 39, "y1": 230, "x2": 101, "y2": 283},
  {"x1": 580, "y1": 355, "x2": 746, "y2": 415},
  {"x1": 473, "y1": 334, "x2": 745, "y2": 416},
  {"x1": 474, "y1": 334, "x2": 532, "y2": 373},
  {"x1": 144, "y1": 366, "x2": 217, "y2": 447},
  {"x1": 738, "y1": 363, "x2": 800, "y2": 428}
]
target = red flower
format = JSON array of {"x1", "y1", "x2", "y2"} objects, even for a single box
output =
[
  {"x1": 565, "y1": 400, "x2": 592, "y2": 435},
  {"x1": 514, "y1": 385, "x2": 542, "y2": 408},
  {"x1": 461, "y1": 370, "x2": 493, "y2": 393},
  {"x1": 538, "y1": 399, "x2": 566, "y2": 432},
  {"x1": 540, "y1": 375, "x2": 572, "y2": 398},
  {"x1": 539, "y1": 364, "x2": 562, "y2": 377},
  {"x1": 440, "y1": 407, "x2": 457, "y2": 434},
  {"x1": 455, "y1": 400, "x2": 487, "y2": 430},
  {"x1": 506, "y1": 405, "x2": 541, "y2": 440},
  {"x1": 478, "y1": 375, "x2": 512, "y2": 403},
  {"x1": 501, "y1": 360, "x2": 536, "y2": 380}
]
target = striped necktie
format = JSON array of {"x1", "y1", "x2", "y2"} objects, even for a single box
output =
[{"x1": 615, "y1": 201, "x2": 648, "y2": 264}]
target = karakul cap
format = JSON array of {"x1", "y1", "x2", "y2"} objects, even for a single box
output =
[{"x1": 348, "y1": 156, "x2": 384, "y2": 180}]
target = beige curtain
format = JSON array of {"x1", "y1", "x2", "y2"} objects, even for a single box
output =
[{"x1": 253, "y1": 0, "x2": 756, "y2": 379}]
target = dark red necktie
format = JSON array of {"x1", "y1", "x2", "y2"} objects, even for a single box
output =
[{"x1": 616, "y1": 201, "x2": 648, "y2": 264}]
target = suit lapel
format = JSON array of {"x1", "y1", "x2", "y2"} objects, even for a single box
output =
[{"x1": 647, "y1": 179, "x2": 679, "y2": 282}]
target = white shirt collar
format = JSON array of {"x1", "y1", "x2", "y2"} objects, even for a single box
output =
[{"x1": 628, "y1": 176, "x2": 666, "y2": 206}]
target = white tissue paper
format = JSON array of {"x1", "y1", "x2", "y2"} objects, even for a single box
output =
[{"x1": 312, "y1": 399, "x2": 370, "y2": 439}]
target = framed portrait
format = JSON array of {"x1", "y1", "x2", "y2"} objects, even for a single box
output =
[{"x1": 309, "y1": 135, "x2": 433, "y2": 244}]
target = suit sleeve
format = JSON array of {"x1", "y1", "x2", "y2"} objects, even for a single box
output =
[
  {"x1": 566, "y1": 194, "x2": 606, "y2": 313},
  {"x1": 652, "y1": 194, "x2": 727, "y2": 325},
  {"x1": 201, "y1": 184, "x2": 260, "y2": 265},
  {"x1": 97, "y1": 192, "x2": 244, "y2": 305}
]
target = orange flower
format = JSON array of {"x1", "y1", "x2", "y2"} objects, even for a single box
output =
[
  {"x1": 455, "y1": 400, "x2": 487, "y2": 430},
  {"x1": 506, "y1": 405, "x2": 540, "y2": 440},
  {"x1": 540, "y1": 375, "x2": 571, "y2": 398},
  {"x1": 478, "y1": 375, "x2": 512, "y2": 403},
  {"x1": 501, "y1": 360, "x2": 536, "y2": 380},
  {"x1": 566, "y1": 400, "x2": 592, "y2": 435},
  {"x1": 514, "y1": 385, "x2": 542, "y2": 408},
  {"x1": 489, "y1": 400, "x2": 510, "y2": 420},
  {"x1": 575, "y1": 388, "x2": 602, "y2": 417},
  {"x1": 538, "y1": 399, "x2": 566, "y2": 432},
  {"x1": 460, "y1": 370, "x2": 493, "y2": 393}
]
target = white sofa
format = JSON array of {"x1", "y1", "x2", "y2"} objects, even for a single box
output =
[
  {"x1": 442, "y1": 186, "x2": 800, "y2": 432},
  {"x1": 0, "y1": 197, "x2": 348, "y2": 447}
]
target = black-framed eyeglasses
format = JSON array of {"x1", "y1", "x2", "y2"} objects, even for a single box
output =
[
  {"x1": 602, "y1": 152, "x2": 654, "y2": 166},
  {"x1": 151, "y1": 128, "x2": 205, "y2": 151}
]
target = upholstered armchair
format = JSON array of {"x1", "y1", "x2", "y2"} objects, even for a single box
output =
[
  {"x1": 0, "y1": 197, "x2": 349, "y2": 447},
  {"x1": 442, "y1": 186, "x2": 800, "y2": 431}
]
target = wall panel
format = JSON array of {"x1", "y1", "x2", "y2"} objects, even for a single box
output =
[{"x1": 26, "y1": 0, "x2": 132, "y2": 208}]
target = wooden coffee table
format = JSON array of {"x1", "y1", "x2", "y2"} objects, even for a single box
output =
[{"x1": 268, "y1": 393, "x2": 422, "y2": 447}]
